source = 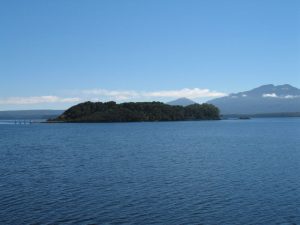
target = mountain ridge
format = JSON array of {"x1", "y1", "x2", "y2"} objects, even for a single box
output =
[
  {"x1": 167, "y1": 97, "x2": 196, "y2": 106},
  {"x1": 207, "y1": 84, "x2": 300, "y2": 114}
]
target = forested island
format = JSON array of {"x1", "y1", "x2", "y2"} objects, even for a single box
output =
[{"x1": 49, "y1": 101, "x2": 220, "y2": 122}]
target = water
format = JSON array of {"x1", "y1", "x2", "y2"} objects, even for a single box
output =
[{"x1": 0, "y1": 118, "x2": 299, "y2": 224}]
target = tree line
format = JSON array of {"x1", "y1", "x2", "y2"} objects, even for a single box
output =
[{"x1": 50, "y1": 101, "x2": 220, "y2": 122}]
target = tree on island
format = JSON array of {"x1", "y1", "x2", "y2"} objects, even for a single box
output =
[{"x1": 50, "y1": 101, "x2": 220, "y2": 122}]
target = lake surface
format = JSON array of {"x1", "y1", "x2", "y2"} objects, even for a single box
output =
[{"x1": 0, "y1": 118, "x2": 299, "y2": 224}]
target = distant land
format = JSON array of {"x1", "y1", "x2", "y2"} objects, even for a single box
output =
[
  {"x1": 169, "y1": 84, "x2": 300, "y2": 116},
  {"x1": 1, "y1": 84, "x2": 300, "y2": 120},
  {"x1": 50, "y1": 101, "x2": 220, "y2": 122},
  {"x1": 207, "y1": 84, "x2": 300, "y2": 114},
  {"x1": 0, "y1": 110, "x2": 63, "y2": 120},
  {"x1": 222, "y1": 112, "x2": 300, "y2": 119},
  {"x1": 167, "y1": 97, "x2": 196, "y2": 106}
]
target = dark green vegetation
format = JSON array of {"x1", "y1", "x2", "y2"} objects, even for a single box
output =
[{"x1": 50, "y1": 101, "x2": 220, "y2": 122}]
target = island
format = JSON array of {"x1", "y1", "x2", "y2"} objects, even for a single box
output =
[{"x1": 49, "y1": 101, "x2": 220, "y2": 122}]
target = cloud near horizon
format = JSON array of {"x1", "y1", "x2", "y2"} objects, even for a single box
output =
[
  {"x1": 262, "y1": 93, "x2": 300, "y2": 99},
  {"x1": 0, "y1": 88, "x2": 227, "y2": 105},
  {"x1": 0, "y1": 96, "x2": 81, "y2": 105},
  {"x1": 82, "y1": 88, "x2": 227, "y2": 101},
  {"x1": 81, "y1": 89, "x2": 139, "y2": 101}
]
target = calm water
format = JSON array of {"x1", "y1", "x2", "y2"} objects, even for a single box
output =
[{"x1": 0, "y1": 119, "x2": 299, "y2": 224}]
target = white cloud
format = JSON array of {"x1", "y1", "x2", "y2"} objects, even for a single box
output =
[
  {"x1": 82, "y1": 89, "x2": 139, "y2": 100},
  {"x1": 262, "y1": 93, "x2": 300, "y2": 99},
  {"x1": 81, "y1": 88, "x2": 227, "y2": 100},
  {"x1": 143, "y1": 88, "x2": 226, "y2": 98},
  {"x1": 262, "y1": 93, "x2": 278, "y2": 98},
  {"x1": 0, "y1": 88, "x2": 227, "y2": 106},
  {"x1": 284, "y1": 95, "x2": 300, "y2": 99},
  {"x1": 0, "y1": 96, "x2": 81, "y2": 105}
]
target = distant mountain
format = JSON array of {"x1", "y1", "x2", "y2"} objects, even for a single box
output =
[
  {"x1": 167, "y1": 97, "x2": 196, "y2": 106},
  {"x1": 207, "y1": 84, "x2": 300, "y2": 114},
  {"x1": 0, "y1": 110, "x2": 64, "y2": 120}
]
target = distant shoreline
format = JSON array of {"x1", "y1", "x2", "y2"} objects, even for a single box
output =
[{"x1": 222, "y1": 112, "x2": 300, "y2": 119}]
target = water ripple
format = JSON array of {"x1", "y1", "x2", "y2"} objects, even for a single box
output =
[{"x1": 0, "y1": 119, "x2": 300, "y2": 224}]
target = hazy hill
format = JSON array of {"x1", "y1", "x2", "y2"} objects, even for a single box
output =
[
  {"x1": 207, "y1": 84, "x2": 300, "y2": 114},
  {"x1": 0, "y1": 110, "x2": 64, "y2": 120},
  {"x1": 167, "y1": 97, "x2": 196, "y2": 106}
]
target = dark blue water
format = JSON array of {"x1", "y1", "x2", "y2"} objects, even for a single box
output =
[{"x1": 0, "y1": 119, "x2": 299, "y2": 224}]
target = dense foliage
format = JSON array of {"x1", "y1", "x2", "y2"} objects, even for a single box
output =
[{"x1": 50, "y1": 101, "x2": 220, "y2": 122}]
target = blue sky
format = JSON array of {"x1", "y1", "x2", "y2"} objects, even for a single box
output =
[{"x1": 0, "y1": 0, "x2": 299, "y2": 110}]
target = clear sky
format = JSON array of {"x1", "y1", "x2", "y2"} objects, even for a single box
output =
[{"x1": 0, "y1": 0, "x2": 299, "y2": 110}]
